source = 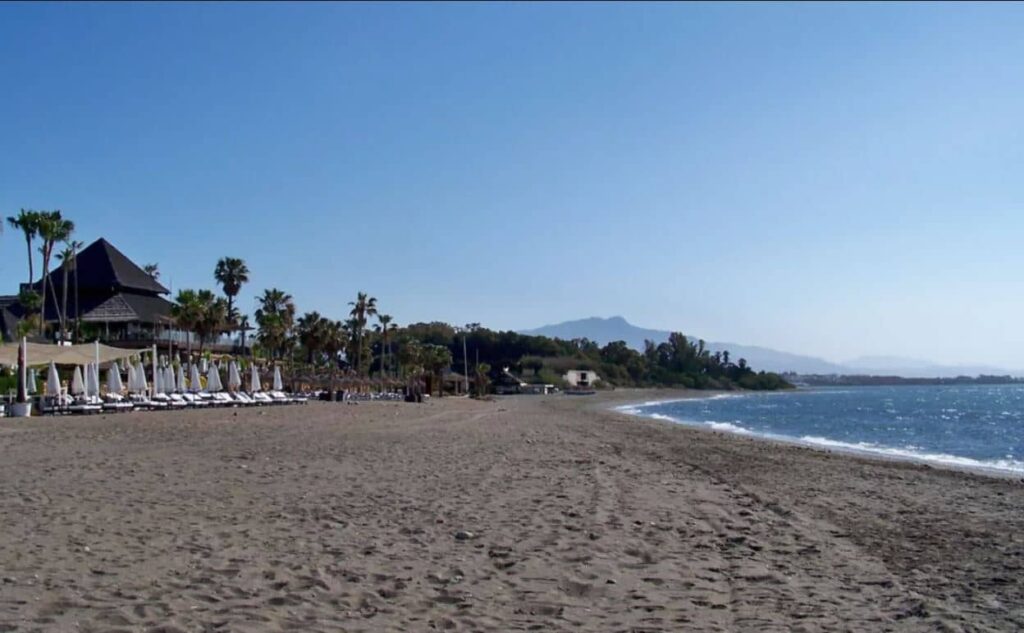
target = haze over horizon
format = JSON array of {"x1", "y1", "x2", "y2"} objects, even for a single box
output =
[{"x1": 2, "y1": 3, "x2": 1023, "y2": 367}]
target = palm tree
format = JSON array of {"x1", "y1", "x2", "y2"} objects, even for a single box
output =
[
  {"x1": 36, "y1": 211, "x2": 74, "y2": 336},
  {"x1": 213, "y1": 257, "x2": 249, "y2": 320},
  {"x1": 322, "y1": 319, "x2": 347, "y2": 400},
  {"x1": 296, "y1": 311, "x2": 327, "y2": 364},
  {"x1": 6, "y1": 209, "x2": 40, "y2": 286},
  {"x1": 193, "y1": 291, "x2": 228, "y2": 354},
  {"x1": 143, "y1": 263, "x2": 160, "y2": 280},
  {"x1": 254, "y1": 288, "x2": 295, "y2": 360},
  {"x1": 55, "y1": 240, "x2": 83, "y2": 343},
  {"x1": 172, "y1": 289, "x2": 204, "y2": 355},
  {"x1": 375, "y1": 314, "x2": 394, "y2": 377},
  {"x1": 348, "y1": 292, "x2": 377, "y2": 374},
  {"x1": 236, "y1": 314, "x2": 251, "y2": 356}
]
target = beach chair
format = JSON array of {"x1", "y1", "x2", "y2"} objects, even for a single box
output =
[
  {"x1": 180, "y1": 393, "x2": 209, "y2": 407},
  {"x1": 252, "y1": 391, "x2": 274, "y2": 405},
  {"x1": 269, "y1": 390, "x2": 291, "y2": 404},
  {"x1": 102, "y1": 393, "x2": 135, "y2": 413},
  {"x1": 230, "y1": 392, "x2": 255, "y2": 406},
  {"x1": 69, "y1": 395, "x2": 103, "y2": 415},
  {"x1": 129, "y1": 394, "x2": 165, "y2": 410}
]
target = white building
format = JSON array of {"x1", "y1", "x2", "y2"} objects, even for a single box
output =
[{"x1": 563, "y1": 369, "x2": 600, "y2": 388}]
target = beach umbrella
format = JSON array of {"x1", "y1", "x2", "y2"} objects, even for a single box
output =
[
  {"x1": 85, "y1": 363, "x2": 97, "y2": 397},
  {"x1": 273, "y1": 365, "x2": 284, "y2": 391},
  {"x1": 163, "y1": 366, "x2": 174, "y2": 394},
  {"x1": 249, "y1": 363, "x2": 261, "y2": 393},
  {"x1": 27, "y1": 368, "x2": 37, "y2": 394},
  {"x1": 207, "y1": 363, "x2": 223, "y2": 392},
  {"x1": 228, "y1": 361, "x2": 242, "y2": 392},
  {"x1": 126, "y1": 362, "x2": 137, "y2": 391},
  {"x1": 134, "y1": 360, "x2": 149, "y2": 395},
  {"x1": 176, "y1": 364, "x2": 186, "y2": 393},
  {"x1": 107, "y1": 361, "x2": 124, "y2": 395},
  {"x1": 71, "y1": 366, "x2": 85, "y2": 395},
  {"x1": 190, "y1": 364, "x2": 202, "y2": 392},
  {"x1": 46, "y1": 361, "x2": 61, "y2": 397}
]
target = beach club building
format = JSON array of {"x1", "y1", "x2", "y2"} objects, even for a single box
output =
[
  {"x1": 0, "y1": 238, "x2": 245, "y2": 353},
  {"x1": 563, "y1": 369, "x2": 600, "y2": 388}
]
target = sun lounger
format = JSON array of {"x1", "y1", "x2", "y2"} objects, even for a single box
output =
[
  {"x1": 69, "y1": 395, "x2": 103, "y2": 415},
  {"x1": 129, "y1": 394, "x2": 165, "y2": 410},
  {"x1": 180, "y1": 393, "x2": 208, "y2": 407},
  {"x1": 230, "y1": 392, "x2": 255, "y2": 406},
  {"x1": 252, "y1": 392, "x2": 274, "y2": 405},
  {"x1": 156, "y1": 393, "x2": 187, "y2": 409},
  {"x1": 212, "y1": 392, "x2": 235, "y2": 406},
  {"x1": 102, "y1": 393, "x2": 134, "y2": 412}
]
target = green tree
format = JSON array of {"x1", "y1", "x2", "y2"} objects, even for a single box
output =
[
  {"x1": 6, "y1": 209, "x2": 40, "y2": 286},
  {"x1": 172, "y1": 289, "x2": 205, "y2": 355},
  {"x1": 254, "y1": 288, "x2": 296, "y2": 360},
  {"x1": 348, "y1": 292, "x2": 377, "y2": 374},
  {"x1": 296, "y1": 311, "x2": 327, "y2": 364},
  {"x1": 36, "y1": 211, "x2": 74, "y2": 337},
  {"x1": 213, "y1": 257, "x2": 249, "y2": 321}
]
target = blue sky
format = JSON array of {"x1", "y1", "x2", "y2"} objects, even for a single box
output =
[{"x1": 2, "y1": 3, "x2": 1023, "y2": 367}]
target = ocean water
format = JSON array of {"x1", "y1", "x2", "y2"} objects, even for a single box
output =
[{"x1": 616, "y1": 385, "x2": 1024, "y2": 475}]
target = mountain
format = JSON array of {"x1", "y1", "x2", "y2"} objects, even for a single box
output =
[
  {"x1": 519, "y1": 317, "x2": 1023, "y2": 377},
  {"x1": 519, "y1": 316, "x2": 844, "y2": 374}
]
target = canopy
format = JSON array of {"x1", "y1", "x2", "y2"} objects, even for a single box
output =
[
  {"x1": 190, "y1": 364, "x2": 202, "y2": 393},
  {"x1": 46, "y1": 362, "x2": 61, "y2": 397},
  {"x1": 0, "y1": 341, "x2": 139, "y2": 366},
  {"x1": 71, "y1": 366, "x2": 85, "y2": 395},
  {"x1": 228, "y1": 361, "x2": 241, "y2": 391},
  {"x1": 207, "y1": 363, "x2": 223, "y2": 392},
  {"x1": 273, "y1": 365, "x2": 283, "y2": 391},
  {"x1": 107, "y1": 361, "x2": 124, "y2": 394},
  {"x1": 249, "y1": 363, "x2": 261, "y2": 393}
]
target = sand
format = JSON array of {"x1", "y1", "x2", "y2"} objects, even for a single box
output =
[{"x1": 0, "y1": 391, "x2": 1021, "y2": 632}]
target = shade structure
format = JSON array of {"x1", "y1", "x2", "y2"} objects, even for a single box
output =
[
  {"x1": 272, "y1": 365, "x2": 283, "y2": 391},
  {"x1": 107, "y1": 361, "x2": 124, "y2": 394},
  {"x1": 0, "y1": 341, "x2": 141, "y2": 367},
  {"x1": 207, "y1": 363, "x2": 223, "y2": 392},
  {"x1": 46, "y1": 361, "x2": 61, "y2": 397},
  {"x1": 176, "y1": 365, "x2": 186, "y2": 393},
  {"x1": 249, "y1": 363, "x2": 261, "y2": 393},
  {"x1": 228, "y1": 361, "x2": 241, "y2": 391},
  {"x1": 190, "y1": 364, "x2": 202, "y2": 392},
  {"x1": 133, "y1": 360, "x2": 149, "y2": 394},
  {"x1": 27, "y1": 368, "x2": 37, "y2": 394},
  {"x1": 71, "y1": 366, "x2": 85, "y2": 395}
]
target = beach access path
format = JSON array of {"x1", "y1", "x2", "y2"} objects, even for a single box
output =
[{"x1": 0, "y1": 391, "x2": 1020, "y2": 632}]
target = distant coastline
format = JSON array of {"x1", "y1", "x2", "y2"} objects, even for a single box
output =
[{"x1": 786, "y1": 374, "x2": 1024, "y2": 387}]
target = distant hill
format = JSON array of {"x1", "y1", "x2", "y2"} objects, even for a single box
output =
[
  {"x1": 519, "y1": 316, "x2": 1023, "y2": 377},
  {"x1": 519, "y1": 316, "x2": 844, "y2": 374}
]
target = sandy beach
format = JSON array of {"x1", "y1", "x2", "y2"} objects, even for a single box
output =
[{"x1": 0, "y1": 392, "x2": 1021, "y2": 632}]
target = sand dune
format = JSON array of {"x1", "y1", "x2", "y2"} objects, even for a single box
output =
[{"x1": 0, "y1": 392, "x2": 1020, "y2": 631}]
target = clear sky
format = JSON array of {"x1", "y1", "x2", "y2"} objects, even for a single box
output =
[{"x1": 1, "y1": 2, "x2": 1023, "y2": 367}]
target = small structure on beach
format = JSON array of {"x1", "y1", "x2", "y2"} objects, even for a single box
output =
[{"x1": 563, "y1": 369, "x2": 600, "y2": 388}]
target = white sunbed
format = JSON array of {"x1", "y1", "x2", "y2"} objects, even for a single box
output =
[
  {"x1": 230, "y1": 392, "x2": 255, "y2": 406},
  {"x1": 128, "y1": 394, "x2": 165, "y2": 410},
  {"x1": 69, "y1": 395, "x2": 103, "y2": 415},
  {"x1": 180, "y1": 393, "x2": 209, "y2": 408},
  {"x1": 212, "y1": 392, "x2": 235, "y2": 406},
  {"x1": 102, "y1": 393, "x2": 135, "y2": 412},
  {"x1": 251, "y1": 392, "x2": 274, "y2": 405}
]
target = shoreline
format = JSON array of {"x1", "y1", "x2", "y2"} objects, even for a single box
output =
[{"x1": 608, "y1": 389, "x2": 1024, "y2": 481}]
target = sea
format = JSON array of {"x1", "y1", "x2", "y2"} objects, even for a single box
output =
[{"x1": 616, "y1": 385, "x2": 1024, "y2": 475}]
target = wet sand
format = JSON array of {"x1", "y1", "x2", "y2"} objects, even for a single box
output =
[{"x1": 0, "y1": 391, "x2": 1021, "y2": 632}]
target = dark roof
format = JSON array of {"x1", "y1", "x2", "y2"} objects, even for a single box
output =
[
  {"x1": 78, "y1": 292, "x2": 174, "y2": 323},
  {"x1": 41, "y1": 238, "x2": 168, "y2": 295}
]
